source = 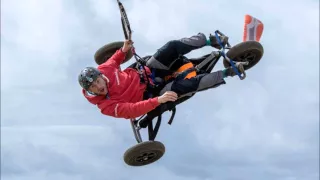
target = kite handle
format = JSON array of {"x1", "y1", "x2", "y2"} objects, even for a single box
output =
[{"x1": 117, "y1": 0, "x2": 132, "y2": 40}]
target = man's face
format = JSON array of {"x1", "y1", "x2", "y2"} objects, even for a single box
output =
[{"x1": 88, "y1": 76, "x2": 108, "y2": 95}]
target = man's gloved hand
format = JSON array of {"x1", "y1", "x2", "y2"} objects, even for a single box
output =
[{"x1": 122, "y1": 39, "x2": 133, "y2": 52}]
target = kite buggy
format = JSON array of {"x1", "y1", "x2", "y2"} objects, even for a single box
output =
[{"x1": 91, "y1": 0, "x2": 264, "y2": 166}]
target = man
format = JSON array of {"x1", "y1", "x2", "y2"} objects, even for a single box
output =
[{"x1": 78, "y1": 32, "x2": 245, "y2": 121}]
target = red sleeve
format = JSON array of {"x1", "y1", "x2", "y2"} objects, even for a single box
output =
[
  {"x1": 101, "y1": 48, "x2": 126, "y2": 69},
  {"x1": 97, "y1": 97, "x2": 160, "y2": 119}
]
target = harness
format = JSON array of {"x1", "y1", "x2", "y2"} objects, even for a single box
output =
[
  {"x1": 134, "y1": 56, "x2": 161, "y2": 98},
  {"x1": 164, "y1": 55, "x2": 198, "y2": 82},
  {"x1": 134, "y1": 55, "x2": 198, "y2": 100}
]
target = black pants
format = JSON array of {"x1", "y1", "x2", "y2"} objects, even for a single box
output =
[
  {"x1": 146, "y1": 32, "x2": 226, "y2": 96},
  {"x1": 141, "y1": 33, "x2": 226, "y2": 124}
]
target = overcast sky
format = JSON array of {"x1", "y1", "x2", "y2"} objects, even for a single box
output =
[{"x1": 1, "y1": 0, "x2": 319, "y2": 180}]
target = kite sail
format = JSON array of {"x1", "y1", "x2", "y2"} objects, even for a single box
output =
[{"x1": 243, "y1": 14, "x2": 264, "y2": 42}]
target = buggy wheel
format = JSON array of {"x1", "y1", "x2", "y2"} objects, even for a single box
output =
[
  {"x1": 223, "y1": 41, "x2": 264, "y2": 70},
  {"x1": 123, "y1": 141, "x2": 165, "y2": 166},
  {"x1": 94, "y1": 41, "x2": 133, "y2": 65}
]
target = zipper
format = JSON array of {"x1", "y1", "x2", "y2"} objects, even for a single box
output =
[
  {"x1": 114, "y1": 71, "x2": 120, "y2": 85},
  {"x1": 115, "y1": 104, "x2": 118, "y2": 117}
]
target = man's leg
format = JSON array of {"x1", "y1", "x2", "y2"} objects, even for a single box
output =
[
  {"x1": 138, "y1": 70, "x2": 227, "y2": 128},
  {"x1": 159, "y1": 61, "x2": 246, "y2": 97},
  {"x1": 146, "y1": 32, "x2": 227, "y2": 71},
  {"x1": 139, "y1": 71, "x2": 226, "y2": 128},
  {"x1": 160, "y1": 70, "x2": 226, "y2": 97},
  {"x1": 137, "y1": 64, "x2": 244, "y2": 128}
]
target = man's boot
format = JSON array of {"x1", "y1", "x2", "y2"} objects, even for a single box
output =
[
  {"x1": 223, "y1": 62, "x2": 246, "y2": 77},
  {"x1": 209, "y1": 34, "x2": 229, "y2": 49}
]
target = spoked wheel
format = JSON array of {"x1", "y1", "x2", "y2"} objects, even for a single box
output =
[
  {"x1": 223, "y1": 40, "x2": 264, "y2": 70},
  {"x1": 123, "y1": 141, "x2": 165, "y2": 166},
  {"x1": 94, "y1": 41, "x2": 133, "y2": 65}
]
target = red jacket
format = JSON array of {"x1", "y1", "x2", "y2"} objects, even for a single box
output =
[{"x1": 82, "y1": 48, "x2": 160, "y2": 119}]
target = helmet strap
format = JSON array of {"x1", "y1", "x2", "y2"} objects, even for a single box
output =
[{"x1": 101, "y1": 74, "x2": 109, "y2": 83}]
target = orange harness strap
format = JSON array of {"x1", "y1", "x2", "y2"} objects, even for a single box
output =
[{"x1": 165, "y1": 62, "x2": 197, "y2": 81}]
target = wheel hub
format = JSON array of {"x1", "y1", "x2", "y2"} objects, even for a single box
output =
[
  {"x1": 238, "y1": 51, "x2": 257, "y2": 64},
  {"x1": 135, "y1": 151, "x2": 156, "y2": 162}
]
